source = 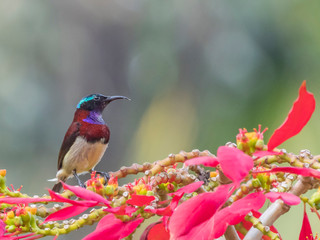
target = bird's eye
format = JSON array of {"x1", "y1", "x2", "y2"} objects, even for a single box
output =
[{"x1": 94, "y1": 96, "x2": 100, "y2": 101}]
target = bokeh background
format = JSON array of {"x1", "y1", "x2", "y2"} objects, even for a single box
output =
[{"x1": 1, "y1": 1, "x2": 320, "y2": 239}]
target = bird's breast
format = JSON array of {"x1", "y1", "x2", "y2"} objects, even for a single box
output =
[
  {"x1": 62, "y1": 136, "x2": 108, "y2": 174},
  {"x1": 80, "y1": 122, "x2": 110, "y2": 144}
]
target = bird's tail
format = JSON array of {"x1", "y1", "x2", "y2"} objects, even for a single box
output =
[
  {"x1": 52, "y1": 182, "x2": 63, "y2": 193},
  {"x1": 47, "y1": 178, "x2": 58, "y2": 182},
  {"x1": 51, "y1": 169, "x2": 68, "y2": 192}
]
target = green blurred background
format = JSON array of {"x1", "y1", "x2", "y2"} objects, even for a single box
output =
[{"x1": 1, "y1": 1, "x2": 320, "y2": 239}]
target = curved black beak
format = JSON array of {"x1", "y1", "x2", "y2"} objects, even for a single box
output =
[{"x1": 104, "y1": 95, "x2": 131, "y2": 104}]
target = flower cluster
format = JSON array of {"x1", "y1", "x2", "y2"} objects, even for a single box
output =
[{"x1": 1, "y1": 81, "x2": 320, "y2": 240}]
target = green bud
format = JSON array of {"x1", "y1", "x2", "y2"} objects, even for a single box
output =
[
  {"x1": 208, "y1": 182, "x2": 214, "y2": 189},
  {"x1": 248, "y1": 139, "x2": 257, "y2": 149},
  {"x1": 139, "y1": 189, "x2": 147, "y2": 195},
  {"x1": 310, "y1": 191, "x2": 320, "y2": 204},
  {"x1": 6, "y1": 225, "x2": 16, "y2": 232},
  {"x1": 13, "y1": 216, "x2": 22, "y2": 226},
  {"x1": 252, "y1": 178, "x2": 261, "y2": 188},
  {"x1": 146, "y1": 191, "x2": 154, "y2": 196},
  {"x1": 21, "y1": 212, "x2": 31, "y2": 223},
  {"x1": 5, "y1": 218, "x2": 15, "y2": 226},
  {"x1": 0, "y1": 176, "x2": 6, "y2": 190},
  {"x1": 105, "y1": 185, "x2": 115, "y2": 195},
  {"x1": 255, "y1": 139, "x2": 264, "y2": 150}
]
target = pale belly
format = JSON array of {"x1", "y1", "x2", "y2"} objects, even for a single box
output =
[{"x1": 60, "y1": 137, "x2": 108, "y2": 176}]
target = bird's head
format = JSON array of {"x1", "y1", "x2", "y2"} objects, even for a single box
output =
[{"x1": 77, "y1": 94, "x2": 130, "y2": 112}]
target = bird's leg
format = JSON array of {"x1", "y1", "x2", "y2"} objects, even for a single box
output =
[
  {"x1": 91, "y1": 170, "x2": 110, "y2": 185},
  {"x1": 73, "y1": 170, "x2": 86, "y2": 188}
]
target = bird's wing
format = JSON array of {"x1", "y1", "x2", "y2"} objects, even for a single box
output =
[{"x1": 57, "y1": 121, "x2": 81, "y2": 170}]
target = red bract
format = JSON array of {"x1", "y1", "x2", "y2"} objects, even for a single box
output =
[
  {"x1": 83, "y1": 214, "x2": 143, "y2": 240},
  {"x1": 0, "y1": 232, "x2": 41, "y2": 240},
  {"x1": 126, "y1": 194, "x2": 155, "y2": 207},
  {"x1": 265, "y1": 192, "x2": 300, "y2": 205},
  {"x1": 184, "y1": 156, "x2": 219, "y2": 167},
  {"x1": 105, "y1": 205, "x2": 137, "y2": 217},
  {"x1": 0, "y1": 197, "x2": 52, "y2": 204},
  {"x1": 254, "y1": 166, "x2": 320, "y2": 179},
  {"x1": 299, "y1": 204, "x2": 314, "y2": 240},
  {"x1": 0, "y1": 219, "x2": 5, "y2": 236},
  {"x1": 145, "y1": 192, "x2": 184, "y2": 217},
  {"x1": 209, "y1": 192, "x2": 266, "y2": 238},
  {"x1": 267, "y1": 81, "x2": 315, "y2": 151},
  {"x1": 145, "y1": 205, "x2": 173, "y2": 216},
  {"x1": 61, "y1": 182, "x2": 110, "y2": 207},
  {"x1": 140, "y1": 221, "x2": 170, "y2": 240},
  {"x1": 168, "y1": 181, "x2": 204, "y2": 197},
  {"x1": 184, "y1": 147, "x2": 253, "y2": 186},
  {"x1": 48, "y1": 189, "x2": 98, "y2": 207},
  {"x1": 168, "y1": 184, "x2": 233, "y2": 239},
  {"x1": 218, "y1": 146, "x2": 253, "y2": 186},
  {"x1": 44, "y1": 205, "x2": 89, "y2": 223}
]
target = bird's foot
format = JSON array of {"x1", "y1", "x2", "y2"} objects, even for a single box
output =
[
  {"x1": 73, "y1": 170, "x2": 86, "y2": 188},
  {"x1": 94, "y1": 171, "x2": 110, "y2": 185}
]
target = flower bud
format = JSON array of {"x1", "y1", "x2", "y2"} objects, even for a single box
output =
[
  {"x1": 255, "y1": 139, "x2": 264, "y2": 150},
  {"x1": 7, "y1": 211, "x2": 14, "y2": 219},
  {"x1": 6, "y1": 225, "x2": 16, "y2": 233},
  {"x1": 21, "y1": 212, "x2": 31, "y2": 223},
  {"x1": 146, "y1": 191, "x2": 154, "y2": 196},
  {"x1": 13, "y1": 216, "x2": 22, "y2": 226},
  {"x1": 0, "y1": 169, "x2": 6, "y2": 177},
  {"x1": 210, "y1": 171, "x2": 218, "y2": 178},
  {"x1": 252, "y1": 178, "x2": 261, "y2": 188},
  {"x1": 310, "y1": 191, "x2": 320, "y2": 204},
  {"x1": 105, "y1": 185, "x2": 115, "y2": 195}
]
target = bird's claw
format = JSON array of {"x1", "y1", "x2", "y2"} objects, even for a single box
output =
[{"x1": 95, "y1": 171, "x2": 110, "y2": 185}]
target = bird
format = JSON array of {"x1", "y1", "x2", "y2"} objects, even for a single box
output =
[{"x1": 52, "y1": 94, "x2": 130, "y2": 192}]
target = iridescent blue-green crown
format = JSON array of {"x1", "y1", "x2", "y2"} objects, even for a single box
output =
[{"x1": 77, "y1": 94, "x2": 96, "y2": 109}]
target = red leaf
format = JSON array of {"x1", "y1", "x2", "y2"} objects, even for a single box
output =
[
  {"x1": 44, "y1": 205, "x2": 88, "y2": 223},
  {"x1": 120, "y1": 217, "x2": 144, "y2": 239},
  {"x1": 299, "y1": 204, "x2": 314, "y2": 240},
  {"x1": 0, "y1": 197, "x2": 53, "y2": 204},
  {"x1": 0, "y1": 219, "x2": 5, "y2": 236},
  {"x1": 83, "y1": 214, "x2": 143, "y2": 240},
  {"x1": 265, "y1": 192, "x2": 300, "y2": 205},
  {"x1": 141, "y1": 221, "x2": 170, "y2": 240},
  {"x1": 61, "y1": 182, "x2": 110, "y2": 207},
  {"x1": 145, "y1": 191, "x2": 186, "y2": 217},
  {"x1": 184, "y1": 156, "x2": 219, "y2": 168},
  {"x1": 168, "y1": 181, "x2": 204, "y2": 197},
  {"x1": 144, "y1": 206, "x2": 173, "y2": 216},
  {"x1": 209, "y1": 192, "x2": 266, "y2": 238},
  {"x1": 48, "y1": 189, "x2": 98, "y2": 207},
  {"x1": 254, "y1": 167, "x2": 320, "y2": 179},
  {"x1": 170, "y1": 193, "x2": 184, "y2": 210},
  {"x1": 218, "y1": 146, "x2": 253, "y2": 186},
  {"x1": 126, "y1": 194, "x2": 155, "y2": 207},
  {"x1": 268, "y1": 81, "x2": 315, "y2": 150},
  {"x1": 168, "y1": 184, "x2": 232, "y2": 239},
  {"x1": 105, "y1": 205, "x2": 137, "y2": 217},
  {"x1": 1, "y1": 233, "x2": 41, "y2": 240}
]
